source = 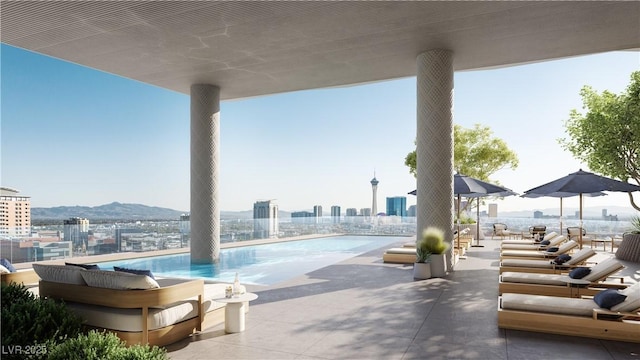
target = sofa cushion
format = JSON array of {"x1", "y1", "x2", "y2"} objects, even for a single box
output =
[
  {"x1": 81, "y1": 270, "x2": 159, "y2": 290},
  {"x1": 114, "y1": 266, "x2": 155, "y2": 279},
  {"x1": 0, "y1": 264, "x2": 10, "y2": 274},
  {"x1": 0, "y1": 258, "x2": 16, "y2": 273},
  {"x1": 33, "y1": 264, "x2": 87, "y2": 285}
]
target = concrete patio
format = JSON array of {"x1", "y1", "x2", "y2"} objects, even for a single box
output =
[{"x1": 166, "y1": 237, "x2": 640, "y2": 360}]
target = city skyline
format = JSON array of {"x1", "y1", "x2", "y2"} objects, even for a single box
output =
[{"x1": 2, "y1": 44, "x2": 639, "y2": 214}]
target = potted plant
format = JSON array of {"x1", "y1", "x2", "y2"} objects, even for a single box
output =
[
  {"x1": 413, "y1": 237, "x2": 432, "y2": 280},
  {"x1": 616, "y1": 215, "x2": 640, "y2": 262},
  {"x1": 421, "y1": 227, "x2": 450, "y2": 277}
]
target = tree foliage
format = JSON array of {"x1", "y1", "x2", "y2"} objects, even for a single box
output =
[
  {"x1": 405, "y1": 124, "x2": 519, "y2": 211},
  {"x1": 559, "y1": 71, "x2": 640, "y2": 211}
]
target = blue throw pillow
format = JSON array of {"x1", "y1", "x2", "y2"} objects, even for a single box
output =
[
  {"x1": 593, "y1": 289, "x2": 627, "y2": 309},
  {"x1": 0, "y1": 258, "x2": 16, "y2": 273},
  {"x1": 540, "y1": 240, "x2": 551, "y2": 246},
  {"x1": 553, "y1": 254, "x2": 572, "y2": 265},
  {"x1": 114, "y1": 266, "x2": 155, "y2": 279},
  {"x1": 66, "y1": 262, "x2": 100, "y2": 270},
  {"x1": 569, "y1": 267, "x2": 591, "y2": 279},
  {"x1": 546, "y1": 247, "x2": 559, "y2": 253}
]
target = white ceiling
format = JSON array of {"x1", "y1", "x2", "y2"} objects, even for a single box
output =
[{"x1": 2, "y1": 1, "x2": 639, "y2": 100}]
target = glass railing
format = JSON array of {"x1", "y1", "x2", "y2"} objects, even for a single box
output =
[{"x1": 1, "y1": 215, "x2": 634, "y2": 264}]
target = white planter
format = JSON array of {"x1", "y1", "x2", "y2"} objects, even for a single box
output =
[
  {"x1": 413, "y1": 262, "x2": 431, "y2": 279},
  {"x1": 430, "y1": 254, "x2": 447, "y2": 277}
]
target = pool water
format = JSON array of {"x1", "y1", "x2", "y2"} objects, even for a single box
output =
[{"x1": 96, "y1": 235, "x2": 405, "y2": 285}]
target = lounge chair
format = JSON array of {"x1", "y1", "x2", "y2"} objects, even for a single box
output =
[
  {"x1": 499, "y1": 248, "x2": 597, "y2": 274},
  {"x1": 500, "y1": 235, "x2": 566, "y2": 250},
  {"x1": 498, "y1": 257, "x2": 626, "y2": 298},
  {"x1": 498, "y1": 282, "x2": 640, "y2": 343},
  {"x1": 382, "y1": 247, "x2": 416, "y2": 264},
  {"x1": 493, "y1": 223, "x2": 517, "y2": 239},
  {"x1": 500, "y1": 240, "x2": 578, "y2": 260},
  {"x1": 501, "y1": 231, "x2": 558, "y2": 245}
]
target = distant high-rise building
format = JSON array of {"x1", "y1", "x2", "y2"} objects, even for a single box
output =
[
  {"x1": 291, "y1": 211, "x2": 314, "y2": 224},
  {"x1": 386, "y1": 197, "x2": 407, "y2": 217},
  {"x1": 488, "y1": 203, "x2": 498, "y2": 218},
  {"x1": 313, "y1": 205, "x2": 323, "y2": 217},
  {"x1": 360, "y1": 208, "x2": 372, "y2": 217},
  {"x1": 602, "y1": 209, "x2": 608, "y2": 218},
  {"x1": 64, "y1": 217, "x2": 89, "y2": 250},
  {"x1": 331, "y1": 206, "x2": 341, "y2": 223},
  {"x1": 407, "y1": 205, "x2": 417, "y2": 217},
  {"x1": 253, "y1": 200, "x2": 278, "y2": 239},
  {"x1": 346, "y1": 208, "x2": 358, "y2": 217},
  {"x1": 370, "y1": 175, "x2": 379, "y2": 216},
  {"x1": 533, "y1": 210, "x2": 543, "y2": 218},
  {"x1": 0, "y1": 187, "x2": 31, "y2": 236},
  {"x1": 180, "y1": 214, "x2": 190, "y2": 247}
]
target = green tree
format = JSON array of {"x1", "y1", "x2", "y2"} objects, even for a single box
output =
[
  {"x1": 559, "y1": 71, "x2": 640, "y2": 211},
  {"x1": 405, "y1": 124, "x2": 519, "y2": 211}
]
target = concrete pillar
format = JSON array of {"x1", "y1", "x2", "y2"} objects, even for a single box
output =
[
  {"x1": 190, "y1": 84, "x2": 221, "y2": 264},
  {"x1": 416, "y1": 49, "x2": 455, "y2": 271}
]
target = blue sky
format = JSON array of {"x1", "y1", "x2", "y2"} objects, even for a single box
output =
[{"x1": 1, "y1": 44, "x2": 639, "y2": 215}]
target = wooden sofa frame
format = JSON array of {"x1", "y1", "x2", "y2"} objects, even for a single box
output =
[
  {"x1": 498, "y1": 297, "x2": 640, "y2": 343},
  {"x1": 39, "y1": 279, "x2": 224, "y2": 346},
  {"x1": 1, "y1": 269, "x2": 39, "y2": 285}
]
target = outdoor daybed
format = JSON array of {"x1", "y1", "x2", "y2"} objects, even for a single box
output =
[
  {"x1": 498, "y1": 282, "x2": 640, "y2": 343},
  {"x1": 500, "y1": 240, "x2": 578, "y2": 260},
  {"x1": 499, "y1": 248, "x2": 596, "y2": 274},
  {"x1": 498, "y1": 258, "x2": 626, "y2": 298},
  {"x1": 34, "y1": 264, "x2": 230, "y2": 346},
  {"x1": 500, "y1": 235, "x2": 566, "y2": 251}
]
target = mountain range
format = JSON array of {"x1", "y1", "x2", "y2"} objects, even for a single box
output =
[
  {"x1": 30, "y1": 202, "x2": 291, "y2": 221},
  {"x1": 30, "y1": 202, "x2": 636, "y2": 221}
]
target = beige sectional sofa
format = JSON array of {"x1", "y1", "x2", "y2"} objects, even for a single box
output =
[{"x1": 33, "y1": 264, "x2": 229, "y2": 346}]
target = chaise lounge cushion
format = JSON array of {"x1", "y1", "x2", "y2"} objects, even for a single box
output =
[
  {"x1": 0, "y1": 265, "x2": 10, "y2": 274},
  {"x1": 66, "y1": 262, "x2": 100, "y2": 270},
  {"x1": 611, "y1": 282, "x2": 640, "y2": 312},
  {"x1": 80, "y1": 270, "x2": 159, "y2": 290},
  {"x1": 593, "y1": 289, "x2": 627, "y2": 309},
  {"x1": 33, "y1": 263, "x2": 87, "y2": 285},
  {"x1": 501, "y1": 293, "x2": 595, "y2": 316}
]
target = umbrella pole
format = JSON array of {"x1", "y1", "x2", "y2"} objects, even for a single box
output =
[
  {"x1": 457, "y1": 195, "x2": 461, "y2": 256},
  {"x1": 472, "y1": 199, "x2": 484, "y2": 247},
  {"x1": 579, "y1": 193, "x2": 583, "y2": 249},
  {"x1": 559, "y1": 198, "x2": 563, "y2": 236}
]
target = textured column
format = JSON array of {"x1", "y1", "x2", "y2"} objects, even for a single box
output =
[
  {"x1": 190, "y1": 84, "x2": 220, "y2": 264},
  {"x1": 416, "y1": 49, "x2": 455, "y2": 271}
]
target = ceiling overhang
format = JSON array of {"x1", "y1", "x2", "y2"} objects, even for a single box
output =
[{"x1": 2, "y1": 1, "x2": 639, "y2": 100}]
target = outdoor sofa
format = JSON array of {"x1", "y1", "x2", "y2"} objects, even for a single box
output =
[
  {"x1": 33, "y1": 263, "x2": 231, "y2": 346},
  {"x1": 498, "y1": 282, "x2": 640, "y2": 343},
  {"x1": 498, "y1": 257, "x2": 626, "y2": 298},
  {"x1": 499, "y1": 248, "x2": 596, "y2": 274}
]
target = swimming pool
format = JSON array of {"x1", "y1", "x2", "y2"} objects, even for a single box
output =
[{"x1": 96, "y1": 235, "x2": 405, "y2": 285}]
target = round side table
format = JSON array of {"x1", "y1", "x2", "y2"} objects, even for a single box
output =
[{"x1": 215, "y1": 293, "x2": 258, "y2": 333}]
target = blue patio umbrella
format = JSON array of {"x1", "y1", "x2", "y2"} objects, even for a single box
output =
[
  {"x1": 521, "y1": 191, "x2": 607, "y2": 235},
  {"x1": 410, "y1": 173, "x2": 517, "y2": 249},
  {"x1": 523, "y1": 169, "x2": 640, "y2": 248}
]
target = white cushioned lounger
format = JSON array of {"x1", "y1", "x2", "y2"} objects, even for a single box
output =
[
  {"x1": 501, "y1": 257, "x2": 624, "y2": 286},
  {"x1": 501, "y1": 235, "x2": 566, "y2": 250},
  {"x1": 501, "y1": 248, "x2": 595, "y2": 269},
  {"x1": 500, "y1": 240, "x2": 577, "y2": 259},
  {"x1": 501, "y1": 232, "x2": 558, "y2": 245}
]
